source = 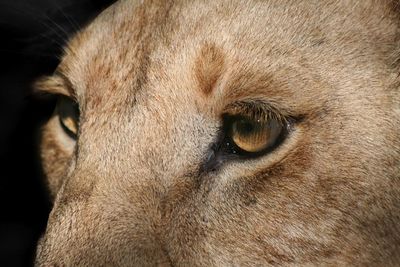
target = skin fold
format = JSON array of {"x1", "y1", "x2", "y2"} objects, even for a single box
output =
[{"x1": 35, "y1": 0, "x2": 400, "y2": 266}]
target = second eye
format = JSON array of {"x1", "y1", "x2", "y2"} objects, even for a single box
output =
[{"x1": 56, "y1": 95, "x2": 80, "y2": 139}]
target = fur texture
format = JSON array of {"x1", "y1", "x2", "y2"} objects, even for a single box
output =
[{"x1": 35, "y1": 0, "x2": 400, "y2": 265}]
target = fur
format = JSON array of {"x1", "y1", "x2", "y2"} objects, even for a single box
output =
[{"x1": 35, "y1": 0, "x2": 400, "y2": 265}]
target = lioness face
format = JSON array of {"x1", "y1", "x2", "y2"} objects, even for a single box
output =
[{"x1": 35, "y1": 0, "x2": 400, "y2": 266}]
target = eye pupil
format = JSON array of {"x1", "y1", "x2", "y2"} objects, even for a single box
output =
[{"x1": 236, "y1": 120, "x2": 255, "y2": 135}]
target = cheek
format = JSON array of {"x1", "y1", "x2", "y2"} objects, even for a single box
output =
[{"x1": 40, "y1": 117, "x2": 74, "y2": 199}]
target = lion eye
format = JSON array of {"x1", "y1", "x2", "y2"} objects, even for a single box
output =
[
  {"x1": 57, "y1": 95, "x2": 79, "y2": 139},
  {"x1": 227, "y1": 115, "x2": 283, "y2": 154}
]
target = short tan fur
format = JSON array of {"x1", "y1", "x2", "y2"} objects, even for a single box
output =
[{"x1": 35, "y1": 0, "x2": 400, "y2": 265}]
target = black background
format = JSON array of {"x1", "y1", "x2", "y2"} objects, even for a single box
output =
[{"x1": 0, "y1": 1, "x2": 115, "y2": 266}]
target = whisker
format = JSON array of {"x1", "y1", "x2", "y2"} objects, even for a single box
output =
[
  {"x1": 0, "y1": 2, "x2": 79, "y2": 58},
  {"x1": 50, "y1": 2, "x2": 81, "y2": 35},
  {"x1": 0, "y1": 48, "x2": 58, "y2": 58}
]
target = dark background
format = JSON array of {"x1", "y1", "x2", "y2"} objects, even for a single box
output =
[{"x1": 0, "y1": 1, "x2": 115, "y2": 266}]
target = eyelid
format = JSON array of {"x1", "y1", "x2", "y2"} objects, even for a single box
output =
[
  {"x1": 34, "y1": 73, "x2": 77, "y2": 101},
  {"x1": 223, "y1": 100, "x2": 290, "y2": 124}
]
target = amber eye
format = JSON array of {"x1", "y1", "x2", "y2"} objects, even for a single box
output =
[
  {"x1": 229, "y1": 116, "x2": 283, "y2": 154},
  {"x1": 56, "y1": 95, "x2": 79, "y2": 139}
]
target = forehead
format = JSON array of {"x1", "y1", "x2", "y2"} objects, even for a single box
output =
[{"x1": 57, "y1": 0, "x2": 396, "y2": 115}]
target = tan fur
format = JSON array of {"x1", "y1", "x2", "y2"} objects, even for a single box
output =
[
  {"x1": 194, "y1": 43, "x2": 225, "y2": 96},
  {"x1": 35, "y1": 0, "x2": 400, "y2": 266}
]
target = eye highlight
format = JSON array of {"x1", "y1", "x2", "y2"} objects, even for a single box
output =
[{"x1": 56, "y1": 95, "x2": 80, "y2": 139}]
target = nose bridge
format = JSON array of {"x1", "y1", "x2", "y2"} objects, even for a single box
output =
[
  {"x1": 37, "y1": 98, "x2": 209, "y2": 265},
  {"x1": 79, "y1": 103, "x2": 199, "y2": 179},
  {"x1": 36, "y1": 164, "x2": 175, "y2": 266},
  {"x1": 80, "y1": 102, "x2": 163, "y2": 159},
  {"x1": 36, "y1": 114, "x2": 191, "y2": 266}
]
